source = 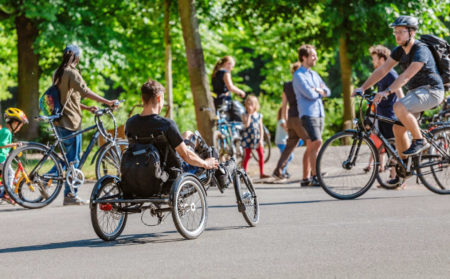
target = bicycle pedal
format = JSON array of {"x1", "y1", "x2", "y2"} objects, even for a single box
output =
[{"x1": 237, "y1": 202, "x2": 246, "y2": 213}]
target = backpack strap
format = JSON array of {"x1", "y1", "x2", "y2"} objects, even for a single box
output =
[
  {"x1": 408, "y1": 42, "x2": 420, "y2": 67},
  {"x1": 59, "y1": 71, "x2": 75, "y2": 116}
]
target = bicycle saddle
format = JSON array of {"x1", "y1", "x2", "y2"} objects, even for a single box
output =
[{"x1": 34, "y1": 114, "x2": 61, "y2": 122}]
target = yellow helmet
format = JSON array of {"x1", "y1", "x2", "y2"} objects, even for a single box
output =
[{"x1": 4, "y1": 108, "x2": 28, "y2": 124}]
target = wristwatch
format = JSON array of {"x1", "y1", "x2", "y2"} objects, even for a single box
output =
[{"x1": 386, "y1": 87, "x2": 392, "y2": 95}]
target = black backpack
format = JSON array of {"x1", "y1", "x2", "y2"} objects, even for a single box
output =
[
  {"x1": 419, "y1": 35, "x2": 450, "y2": 87},
  {"x1": 120, "y1": 140, "x2": 164, "y2": 198}
]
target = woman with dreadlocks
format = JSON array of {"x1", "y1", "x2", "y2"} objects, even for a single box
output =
[{"x1": 52, "y1": 45, "x2": 119, "y2": 206}]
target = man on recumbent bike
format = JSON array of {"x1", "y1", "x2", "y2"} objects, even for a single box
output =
[{"x1": 125, "y1": 79, "x2": 219, "y2": 176}]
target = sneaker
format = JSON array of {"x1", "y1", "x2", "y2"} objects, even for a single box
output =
[
  {"x1": 63, "y1": 193, "x2": 88, "y2": 206},
  {"x1": 310, "y1": 176, "x2": 321, "y2": 187},
  {"x1": 272, "y1": 172, "x2": 284, "y2": 180},
  {"x1": 402, "y1": 139, "x2": 430, "y2": 156},
  {"x1": 260, "y1": 174, "x2": 271, "y2": 179},
  {"x1": 300, "y1": 178, "x2": 311, "y2": 187},
  {"x1": 386, "y1": 176, "x2": 401, "y2": 187}
]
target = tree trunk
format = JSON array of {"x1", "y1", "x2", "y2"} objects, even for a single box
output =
[
  {"x1": 15, "y1": 15, "x2": 41, "y2": 140},
  {"x1": 178, "y1": 0, "x2": 215, "y2": 145},
  {"x1": 165, "y1": 0, "x2": 174, "y2": 120},
  {"x1": 339, "y1": 35, "x2": 354, "y2": 144}
]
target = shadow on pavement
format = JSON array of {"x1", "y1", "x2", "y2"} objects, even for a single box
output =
[
  {"x1": 0, "y1": 207, "x2": 30, "y2": 213},
  {"x1": 0, "y1": 232, "x2": 183, "y2": 254},
  {"x1": 0, "y1": 226, "x2": 247, "y2": 254}
]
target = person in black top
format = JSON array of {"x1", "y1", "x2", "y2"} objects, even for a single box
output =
[
  {"x1": 353, "y1": 16, "x2": 445, "y2": 187},
  {"x1": 272, "y1": 62, "x2": 310, "y2": 185},
  {"x1": 211, "y1": 56, "x2": 246, "y2": 109},
  {"x1": 125, "y1": 79, "x2": 218, "y2": 173}
]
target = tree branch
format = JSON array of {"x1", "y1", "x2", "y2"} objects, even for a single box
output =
[{"x1": 0, "y1": 9, "x2": 12, "y2": 20}]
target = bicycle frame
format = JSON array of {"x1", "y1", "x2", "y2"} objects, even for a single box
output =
[
  {"x1": 28, "y1": 109, "x2": 118, "y2": 180},
  {"x1": 352, "y1": 94, "x2": 450, "y2": 176}
]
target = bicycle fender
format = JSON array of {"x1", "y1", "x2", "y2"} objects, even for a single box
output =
[
  {"x1": 24, "y1": 142, "x2": 64, "y2": 162},
  {"x1": 233, "y1": 169, "x2": 247, "y2": 213},
  {"x1": 90, "y1": 141, "x2": 112, "y2": 166},
  {"x1": 89, "y1": 175, "x2": 120, "y2": 209},
  {"x1": 169, "y1": 173, "x2": 203, "y2": 208}
]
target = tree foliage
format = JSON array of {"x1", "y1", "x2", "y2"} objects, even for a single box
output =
[{"x1": 0, "y1": 0, "x2": 449, "y2": 141}]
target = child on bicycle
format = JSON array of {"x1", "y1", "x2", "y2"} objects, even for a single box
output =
[
  {"x1": 241, "y1": 95, "x2": 270, "y2": 179},
  {"x1": 0, "y1": 108, "x2": 28, "y2": 205}
]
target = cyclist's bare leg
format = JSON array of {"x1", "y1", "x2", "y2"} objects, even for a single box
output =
[
  {"x1": 393, "y1": 124, "x2": 409, "y2": 160},
  {"x1": 393, "y1": 102, "x2": 422, "y2": 139},
  {"x1": 303, "y1": 142, "x2": 311, "y2": 180}
]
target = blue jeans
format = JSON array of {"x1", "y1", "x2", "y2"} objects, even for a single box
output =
[
  {"x1": 277, "y1": 144, "x2": 293, "y2": 174},
  {"x1": 181, "y1": 162, "x2": 199, "y2": 174},
  {"x1": 48, "y1": 127, "x2": 82, "y2": 196}
]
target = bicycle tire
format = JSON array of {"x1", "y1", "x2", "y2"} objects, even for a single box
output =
[
  {"x1": 91, "y1": 177, "x2": 128, "y2": 241},
  {"x1": 3, "y1": 143, "x2": 64, "y2": 209},
  {"x1": 251, "y1": 131, "x2": 271, "y2": 163},
  {"x1": 95, "y1": 140, "x2": 129, "y2": 180},
  {"x1": 96, "y1": 111, "x2": 117, "y2": 143},
  {"x1": 417, "y1": 126, "x2": 450, "y2": 194},
  {"x1": 235, "y1": 171, "x2": 259, "y2": 226},
  {"x1": 376, "y1": 138, "x2": 400, "y2": 189},
  {"x1": 316, "y1": 130, "x2": 379, "y2": 200},
  {"x1": 171, "y1": 176, "x2": 208, "y2": 240}
]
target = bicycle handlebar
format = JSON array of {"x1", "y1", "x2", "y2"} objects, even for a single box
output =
[
  {"x1": 355, "y1": 90, "x2": 388, "y2": 101},
  {"x1": 96, "y1": 100, "x2": 125, "y2": 116}
]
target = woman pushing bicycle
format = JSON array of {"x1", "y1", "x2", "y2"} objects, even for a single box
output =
[
  {"x1": 211, "y1": 56, "x2": 246, "y2": 110},
  {"x1": 51, "y1": 45, "x2": 120, "y2": 206}
]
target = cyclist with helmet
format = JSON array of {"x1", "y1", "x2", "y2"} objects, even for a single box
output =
[
  {"x1": 0, "y1": 108, "x2": 28, "y2": 205},
  {"x1": 353, "y1": 16, "x2": 445, "y2": 187}
]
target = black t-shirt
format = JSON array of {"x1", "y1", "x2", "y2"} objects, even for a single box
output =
[
  {"x1": 283, "y1": 81, "x2": 299, "y2": 117},
  {"x1": 212, "y1": 69, "x2": 231, "y2": 108},
  {"x1": 125, "y1": 114, "x2": 184, "y2": 164},
  {"x1": 212, "y1": 69, "x2": 229, "y2": 94},
  {"x1": 376, "y1": 69, "x2": 398, "y2": 119},
  {"x1": 390, "y1": 41, "x2": 444, "y2": 91}
]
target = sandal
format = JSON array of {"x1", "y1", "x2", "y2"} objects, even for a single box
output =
[
  {"x1": 2, "y1": 194, "x2": 16, "y2": 206},
  {"x1": 363, "y1": 166, "x2": 371, "y2": 173}
]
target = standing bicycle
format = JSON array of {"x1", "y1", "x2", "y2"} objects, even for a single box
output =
[
  {"x1": 201, "y1": 101, "x2": 271, "y2": 165},
  {"x1": 2, "y1": 101, "x2": 125, "y2": 209}
]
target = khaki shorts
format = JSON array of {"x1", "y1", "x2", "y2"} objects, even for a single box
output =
[{"x1": 398, "y1": 85, "x2": 444, "y2": 118}]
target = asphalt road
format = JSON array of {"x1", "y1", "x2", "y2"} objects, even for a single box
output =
[{"x1": 1, "y1": 180, "x2": 450, "y2": 278}]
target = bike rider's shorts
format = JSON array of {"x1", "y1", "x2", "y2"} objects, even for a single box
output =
[{"x1": 398, "y1": 85, "x2": 444, "y2": 118}]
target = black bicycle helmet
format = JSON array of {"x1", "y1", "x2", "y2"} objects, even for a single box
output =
[
  {"x1": 390, "y1": 16, "x2": 419, "y2": 47},
  {"x1": 390, "y1": 16, "x2": 419, "y2": 30}
]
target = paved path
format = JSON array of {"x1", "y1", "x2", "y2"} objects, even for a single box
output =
[{"x1": 1, "y1": 179, "x2": 449, "y2": 278}]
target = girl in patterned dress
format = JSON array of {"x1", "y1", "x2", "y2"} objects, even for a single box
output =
[{"x1": 241, "y1": 95, "x2": 270, "y2": 179}]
